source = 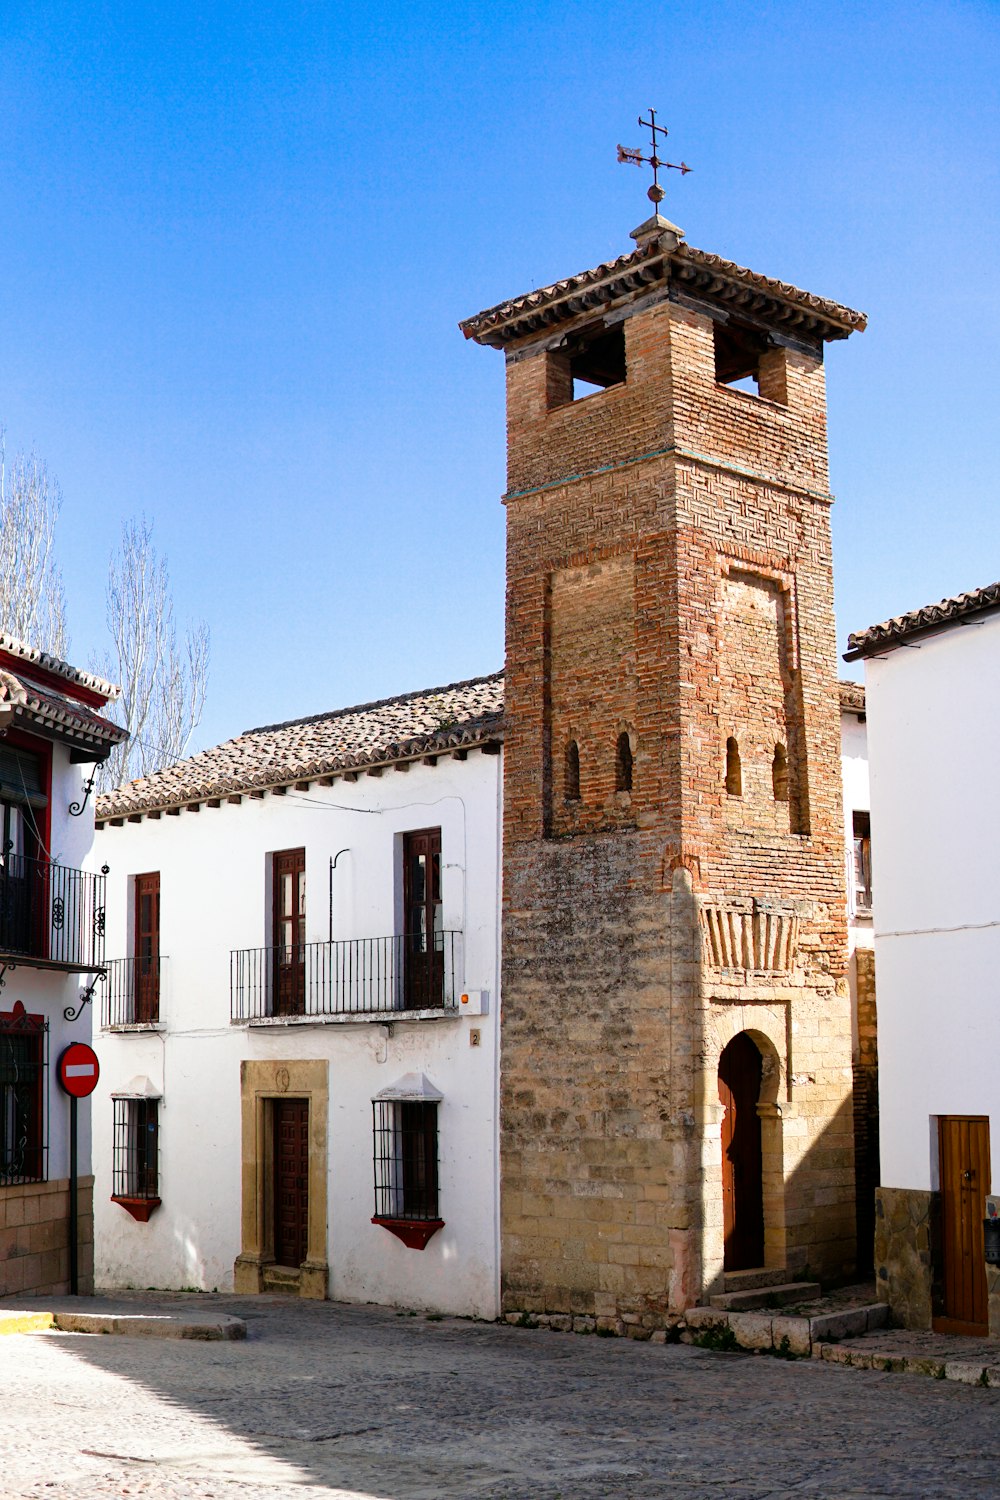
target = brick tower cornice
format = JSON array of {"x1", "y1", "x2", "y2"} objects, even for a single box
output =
[{"x1": 460, "y1": 238, "x2": 867, "y2": 351}]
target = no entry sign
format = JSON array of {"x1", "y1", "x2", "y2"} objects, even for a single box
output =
[{"x1": 57, "y1": 1043, "x2": 100, "y2": 1099}]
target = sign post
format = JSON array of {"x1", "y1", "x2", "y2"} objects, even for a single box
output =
[{"x1": 57, "y1": 1043, "x2": 100, "y2": 1296}]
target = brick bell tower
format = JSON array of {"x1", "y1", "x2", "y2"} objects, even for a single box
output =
[{"x1": 461, "y1": 199, "x2": 866, "y2": 1329}]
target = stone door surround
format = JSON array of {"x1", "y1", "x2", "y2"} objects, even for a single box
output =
[{"x1": 234, "y1": 1058, "x2": 329, "y2": 1300}]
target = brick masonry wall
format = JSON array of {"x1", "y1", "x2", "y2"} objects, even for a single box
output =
[
  {"x1": 0, "y1": 1176, "x2": 94, "y2": 1296},
  {"x1": 499, "y1": 270, "x2": 856, "y2": 1327}
]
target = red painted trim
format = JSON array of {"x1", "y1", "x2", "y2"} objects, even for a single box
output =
[
  {"x1": 0, "y1": 651, "x2": 111, "y2": 709},
  {"x1": 111, "y1": 1196, "x2": 161, "y2": 1223},
  {"x1": 371, "y1": 1216, "x2": 444, "y2": 1250}
]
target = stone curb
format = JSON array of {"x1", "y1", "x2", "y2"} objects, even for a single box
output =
[
  {"x1": 814, "y1": 1340, "x2": 1000, "y2": 1387},
  {"x1": 0, "y1": 1309, "x2": 246, "y2": 1341}
]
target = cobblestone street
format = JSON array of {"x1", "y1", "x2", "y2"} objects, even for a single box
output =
[{"x1": 1, "y1": 1294, "x2": 999, "y2": 1499}]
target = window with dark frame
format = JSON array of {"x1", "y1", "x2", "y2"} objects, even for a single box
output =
[
  {"x1": 403, "y1": 828, "x2": 444, "y2": 1011},
  {"x1": 0, "y1": 1004, "x2": 46, "y2": 1185},
  {"x1": 852, "y1": 810, "x2": 873, "y2": 913},
  {"x1": 372, "y1": 1099, "x2": 439, "y2": 1222},
  {"x1": 272, "y1": 848, "x2": 306, "y2": 1016},
  {"x1": 112, "y1": 1097, "x2": 159, "y2": 1202},
  {"x1": 134, "y1": 872, "x2": 160, "y2": 1023}
]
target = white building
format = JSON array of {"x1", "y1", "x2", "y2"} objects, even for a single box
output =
[
  {"x1": 91, "y1": 673, "x2": 503, "y2": 1317},
  {"x1": 0, "y1": 634, "x2": 125, "y2": 1296},
  {"x1": 846, "y1": 582, "x2": 1000, "y2": 1335}
]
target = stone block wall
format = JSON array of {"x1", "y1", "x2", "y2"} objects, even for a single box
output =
[
  {"x1": 0, "y1": 1176, "x2": 94, "y2": 1296},
  {"x1": 875, "y1": 1185, "x2": 934, "y2": 1328}
]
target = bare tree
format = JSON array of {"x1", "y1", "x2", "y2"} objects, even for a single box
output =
[
  {"x1": 0, "y1": 436, "x2": 68, "y2": 657},
  {"x1": 96, "y1": 518, "x2": 210, "y2": 791}
]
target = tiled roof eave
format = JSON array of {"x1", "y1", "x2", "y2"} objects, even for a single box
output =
[
  {"x1": 845, "y1": 582, "x2": 1000, "y2": 660},
  {"x1": 4, "y1": 697, "x2": 127, "y2": 751},
  {"x1": 0, "y1": 632, "x2": 120, "y2": 699},
  {"x1": 460, "y1": 240, "x2": 867, "y2": 348},
  {"x1": 95, "y1": 717, "x2": 505, "y2": 822}
]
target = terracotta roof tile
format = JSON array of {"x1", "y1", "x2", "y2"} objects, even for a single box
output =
[
  {"x1": 0, "y1": 668, "x2": 126, "y2": 752},
  {"x1": 845, "y1": 583, "x2": 1000, "y2": 660},
  {"x1": 0, "y1": 632, "x2": 120, "y2": 699},
  {"x1": 460, "y1": 237, "x2": 866, "y2": 347},
  {"x1": 838, "y1": 680, "x2": 866, "y2": 713},
  {"x1": 96, "y1": 671, "x2": 504, "y2": 819}
]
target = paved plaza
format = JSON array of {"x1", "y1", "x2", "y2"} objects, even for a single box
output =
[{"x1": 0, "y1": 1293, "x2": 999, "y2": 1499}]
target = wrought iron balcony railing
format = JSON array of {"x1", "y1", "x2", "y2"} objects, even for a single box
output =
[
  {"x1": 0, "y1": 852, "x2": 106, "y2": 972},
  {"x1": 101, "y1": 956, "x2": 165, "y2": 1027},
  {"x1": 231, "y1": 931, "x2": 461, "y2": 1022}
]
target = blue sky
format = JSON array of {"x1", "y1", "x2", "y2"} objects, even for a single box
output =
[{"x1": 0, "y1": 2, "x2": 996, "y2": 751}]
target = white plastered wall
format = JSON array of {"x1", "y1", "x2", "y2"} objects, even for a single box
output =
[
  {"x1": 89, "y1": 749, "x2": 502, "y2": 1317},
  {"x1": 865, "y1": 610, "x2": 1000, "y2": 1191}
]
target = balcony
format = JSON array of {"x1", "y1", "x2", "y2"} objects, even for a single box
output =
[
  {"x1": 102, "y1": 956, "x2": 166, "y2": 1028},
  {"x1": 0, "y1": 853, "x2": 106, "y2": 973},
  {"x1": 231, "y1": 932, "x2": 462, "y2": 1023}
]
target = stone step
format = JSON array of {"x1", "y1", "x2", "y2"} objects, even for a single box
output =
[
  {"x1": 722, "y1": 1266, "x2": 795, "y2": 1292},
  {"x1": 684, "y1": 1300, "x2": 889, "y2": 1357},
  {"x1": 710, "y1": 1281, "x2": 821, "y2": 1311}
]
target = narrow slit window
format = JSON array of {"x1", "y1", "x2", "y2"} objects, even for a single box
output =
[
  {"x1": 725, "y1": 738, "x2": 742, "y2": 797},
  {"x1": 615, "y1": 733, "x2": 633, "y2": 793},
  {"x1": 565, "y1": 740, "x2": 581, "y2": 802},
  {"x1": 772, "y1": 743, "x2": 789, "y2": 802}
]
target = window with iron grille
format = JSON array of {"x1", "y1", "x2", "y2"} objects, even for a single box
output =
[
  {"x1": 372, "y1": 1100, "x2": 439, "y2": 1222},
  {"x1": 852, "y1": 810, "x2": 873, "y2": 914},
  {"x1": 0, "y1": 1004, "x2": 47, "y2": 1185},
  {"x1": 112, "y1": 1098, "x2": 159, "y2": 1201}
]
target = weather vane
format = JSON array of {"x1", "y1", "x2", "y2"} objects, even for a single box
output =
[{"x1": 617, "y1": 109, "x2": 691, "y2": 210}]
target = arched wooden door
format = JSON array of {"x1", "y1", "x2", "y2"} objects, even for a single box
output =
[{"x1": 719, "y1": 1033, "x2": 765, "y2": 1271}]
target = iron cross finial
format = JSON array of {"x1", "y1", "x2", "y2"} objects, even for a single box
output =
[{"x1": 617, "y1": 109, "x2": 691, "y2": 209}]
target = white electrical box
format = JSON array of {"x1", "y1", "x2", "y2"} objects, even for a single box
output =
[{"x1": 459, "y1": 989, "x2": 489, "y2": 1016}]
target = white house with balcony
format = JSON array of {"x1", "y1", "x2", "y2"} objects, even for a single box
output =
[
  {"x1": 0, "y1": 633, "x2": 126, "y2": 1297},
  {"x1": 91, "y1": 672, "x2": 503, "y2": 1317}
]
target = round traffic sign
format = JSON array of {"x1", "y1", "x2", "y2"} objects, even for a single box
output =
[{"x1": 57, "y1": 1043, "x2": 100, "y2": 1099}]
